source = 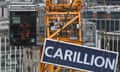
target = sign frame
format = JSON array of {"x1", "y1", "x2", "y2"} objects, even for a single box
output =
[{"x1": 41, "y1": 38, "x2": 119, "y2": 72}]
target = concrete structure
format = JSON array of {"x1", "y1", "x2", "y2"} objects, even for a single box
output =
[
  {"x1": 0, "y1": 18, "x2": 9, "y2": 31},
  {"x1": 8, "y1": 2, "x2": 41, "y2": 72},
  {"x1": 23, "y1": 47, "x2": 40, "y2": 72},
  {"x1": 82, "y1": 6, "x2": 120, "y2": 72},
  {"x1": 0, "y1": 0, "x2": 119, "y2": 72},
  {"x1": 0, "y1": 1, "x2": 41, "y2": 72},
  {"x1": 0, "y1": 2, "x2": 8, "y2": 19},
  {"x1": 97, "y1": 0, "x2": 120, "y2": 5},
  {"x1": 0, "y1": 19, "x2": 23, "y2": 72},
  {"x1": 0, "y1": 1, "x2": 23, "y2": 72},
  {"x1": 96, "y1": 31, "x2": 120, "y2": 72},
  {"x1": 82, "y1": 19, "x2": 96, "y2": 47},
  {"x1": 84, "y1": 0, "x2": 120, "y2": 5}
]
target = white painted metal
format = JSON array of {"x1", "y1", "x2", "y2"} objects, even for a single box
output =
[
  {"x1": 0, "y1": 37, "x2": 1, "y2": 71},
  {"x1": 5, "y1": 35, "x2": 6, "y2": 72},
  {"x1": 3, "y1": 8, "x2": 8, "y2": 18},
  {"x1": 0, "y1": 7, "x2": 2, "y2": 17}
]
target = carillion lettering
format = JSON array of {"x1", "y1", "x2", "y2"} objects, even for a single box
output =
[
  {"x1": 42, "y1": 39, "x2": 118, "y2": 72},
  {"x1": 45, "y1": 46, "x2": 115, "y2": 70}
]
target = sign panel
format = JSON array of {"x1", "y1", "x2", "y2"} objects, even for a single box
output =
[
  {"x1": 10, "y1": 11, "x2": 36, "y2": 46},
  {"x1": 41, "y1": 39, "x2": 119, "y2": 72}
]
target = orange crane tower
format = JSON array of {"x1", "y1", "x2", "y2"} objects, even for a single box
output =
[{"x1": 40, "y1": 0, "x2": 83, "y2": 72}]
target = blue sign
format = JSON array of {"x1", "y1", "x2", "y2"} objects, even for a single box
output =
[{"x1": 41, "y1": 39, "x2": 119, "y2": 72}]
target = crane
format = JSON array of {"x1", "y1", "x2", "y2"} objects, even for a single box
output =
[{"x1": 40, "y1": 0, "x2": 83, "y2": 72}]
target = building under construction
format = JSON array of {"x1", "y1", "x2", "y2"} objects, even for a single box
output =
[{"x1": 0, "y1": 0, "x2": 120, "y2": 72}]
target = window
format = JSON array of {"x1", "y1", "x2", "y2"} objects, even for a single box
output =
[
  {"x1": 11, "y1": 55, "x2": 15, "y2": 58},
  {"x1": 111, "y1": 12, "x2": 120, "y2": 19},
  {"x1": 83, "y1": 11, "x2": 93, "y2": 18},
  {"x1": 96, "y1": 19, "x2": 120, "y2": 32},
  {"x1": 2, "y1": 7, "x2": 4, "y2": 17},
  {"x1": 97, "y1": 12, "x2": 106, "y2": 19},
  {"x1": 1, "y1": 62, "x2": 5, "y2": 66},
  {"x1": 10, "y1": 11, "x2": 37, "y2": 46}
]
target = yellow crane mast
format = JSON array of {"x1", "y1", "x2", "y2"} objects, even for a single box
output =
[{"x1": 40, "y1": 0, "x2": 83, "y2": 72}]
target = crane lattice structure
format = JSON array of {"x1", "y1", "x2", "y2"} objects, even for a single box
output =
[{"x1": 40, "y1": 0, "x2": 83, "y2": 72}]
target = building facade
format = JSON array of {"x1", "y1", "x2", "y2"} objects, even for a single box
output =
[
  {"x1": 0, "y1": 1, "x2": 41, "y2": 72},
  {"x1": 82, "y1": 5, "x2": 120, "y2": 72},
  {"x1": 0, "y1": 1, "x2": 24, "y2": 72},
  {"x1": 0, "y1": 19, "x2": 23, "y2": 72},
  {"x1": 96, "y1": 31, "x2": 120, "y2": 72},
  {"x1": 97, "y1": 0, "x2": 120, "y2": 5},
  {"x1": 84, "y1": 0, "x2": 120, "y2": 5}
]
